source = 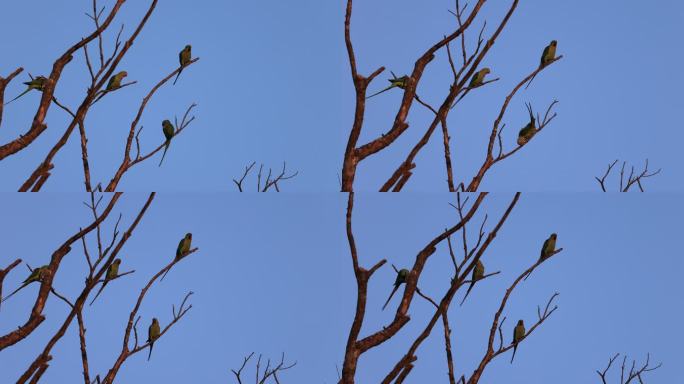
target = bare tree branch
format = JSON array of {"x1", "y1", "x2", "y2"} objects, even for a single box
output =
[
  {"x1": 231, "y1": 352, "x2": 296, "y2": 384},
  {"x1": 595, "y1": 159, "x2": 661, "y2": 192},
  {"x1": 596, "y1": 353, "x2": 661, "y2": 384},
  {"x1": 341, "y1": 0, "x2": 564, "y2": 192},
  {"x1": 233, "y1": 162, "x2": 298, "y2": 192}
]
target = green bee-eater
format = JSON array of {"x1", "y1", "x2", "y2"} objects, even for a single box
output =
[
  {"x1": 1, "y1": 265, "x2": 49, "y2": 303},
  {"x1": 469, "y1": 68, "x2": 491, "y2": 88},
  {"x1": 89, "y1": 259, "x2": 121, "y2": 305},
  {"x1": 5, "y1": 76, "x2": 47, "y2": 105},
  {"x1": 93, "y1": 71, "x2": 128, "y2": 103},
  {"x1": 540, "y1": 233, "x2": 557, "y2": 261},
  {"x1": 160, "y1": 233, "x2": 193, "y2": 281},
  {"x1": 540, "y1": 40, "x2": 557, "y2": 68},
  {"x1": 525, "y1": 233, "x2": 558, "y2": 280},
  {"x1": 460, "y1": 259, "x2": 484, "y2": 305},
  {"x1": 517, "y1": 103, "x2": 537, "y2": 146},
  {"x1": 176, "y1": 233, "x2": 192, "y2": 260},
  {"x1": 367, "y1": 72, "x2": 409, "y2": 99},
  {"x1": 525, "y1": 233, "x2": 558, "y2": 281},
  {"x1": 147, "y1": 317, "x2": 161, "y2": 361},
  {"x1": 511, "y1": 319, "x2": 525, "y2": 363},
  {"x1": 525, "y1": 40, "x2": 557, "y2": 89},
  {"x1": 173, "y1": 45, "x2": 192, "y2": 85},
  {"x1": 382, "y1": 268, "x2": 409, "y2": 310},
  {"x1": 106, "y1": 71, "x2": 128, "y2": 91},
  {"x1": 453, "y1": 67, "x2": 491, "y2": 105},
  {"x1": 158, "y1": 120, "x2": 175, "y2": 167}
]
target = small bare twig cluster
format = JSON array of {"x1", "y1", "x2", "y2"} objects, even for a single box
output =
[
  {"x1": 231, "y1": 352, "x2": 296, "y2": 384},
  {"x1": 0, "y1": 0, "x2": 199, "y2": 191},
  {"x1": 233, "y1": 161, "x2": 298, "y2": 192},
  {"x1": 339, "y1": 192, "x2": 564, "y2": 383},
  {"x1": 595, "y1": 159, "x2": 661, "y2": 192},
  {"x1": 596, "y1": 353, "x2": 661, "y2": 383},
  {"x1": 341, "y1": 0, "x2": 563, "y2": 191},
  {"x1": 0, "y1": 193, "x2": 199, "y2": 383}
]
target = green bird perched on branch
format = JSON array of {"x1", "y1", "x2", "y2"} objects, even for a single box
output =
[
  {"x1": 4, "y1": 76, "x2": 47, "y2": 105},
  {"x1": 460, "y1": 259, "x2": 484, "y2": 306},
  {"x1": 105, "y1": 71, "x2": 128, "y2": 92},
  {"x1": 176, "y1": 233, "x2": 192, "y2": 260},
  {"x1": 453, "y1": 67, "x2": 491, "y2": 105},
  {"x1": 510, "y1": 319, "x2": 526, "y2": 363},
  {"x1": 367, "y1": 72, "x2": 409, "y2": 99},
  {"x1": 525, "y1": 40, "x2": 557, "y2": 89},
  {"x1": 525, "y1": 233, "x2": 558, "y2": 281},
  {"x1": 382, "y1": 268, "x2": 409, "y2": 310},
  {"x1": 540, "y1": 233, "x2": 557, "y2": 261},
  {"x1": 160, "y1": 233, "x2": 193, "y2": 281},
  {"x1": 147, "y1": 317, "x2": 161, "y2": 361},
  {"x1": 469, "y1": 67, "x2": 491, "y2": 88},
  {"x1": 159, "y1": 120, "x2": 175, "y2": 167},
  {"x1": 89, "y1": 259, "x2": 121, "y2": 305},
  {"x1": 517, "y1": 103, "x2": 537, "y2": 146},
  {"x1": 173, "y1": 45, "x2": 192, "y2": 85},
  {"x1": 93, "y1": 71, "x2": 128, "y2": 103},
  {"x1": 540, "y1": 40, "x2": 558, "y2": 68},
  {"x1": 1, "y1": 265, "x2": 49, "y2": 303}
]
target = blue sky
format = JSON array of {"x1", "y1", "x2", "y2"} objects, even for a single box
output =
[
  {"x1": 0, "y1": 1, "x2": 683, "y2": 191},
  {"x1": 1, "y1": 193, "x2": 681, "y2": 382}
]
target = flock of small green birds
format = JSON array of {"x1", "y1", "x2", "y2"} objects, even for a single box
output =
[
  {"x1": 3, "y1": 45, "x2": 194, "y2": 168},
  {"x1": 1, "y1": 229, "x2": 554, "y2": 362},
  {"x1": 383, "y1": 232, "x2": 557, "y2": 364},
  {"x1": 1, "y1": 232, "x2": 193, "y2": 360},
  {"x1": 367, "y1": 40, "x2": 558, "y2": 148},
  {"x1": 0, "y1": 40, "x2": 560, "y2": 364}
]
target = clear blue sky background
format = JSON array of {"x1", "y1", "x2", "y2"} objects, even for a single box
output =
[
  {"x1": 0, "y1": 1, "x2": 683, "y2": 191},
  {"x1": 1, "y1": 193, "x2": 682, "y2": 382}
]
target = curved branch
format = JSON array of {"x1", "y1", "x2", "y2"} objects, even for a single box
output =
[{"x1": 0, "y1": 193, "x2": 122, "y2": 352}]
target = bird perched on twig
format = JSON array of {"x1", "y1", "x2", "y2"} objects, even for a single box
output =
[
  {"x1": 525, "y1": 40, "x2": 557, "y2": 89},
  {"x1": 173, "y1": 45, "x2": 192, "y2": 85},
  {"x1": 540, "y1": 40, "x2": 558, "y2": 68},
  {"x1": 159, "y1": 120, "x2": 175, "y2": 167},
  {"x1": 160, "y1": 233, "x2": 193, "y2": 281},
  {"x1": 460, "y1": 259, "x2": 484, "y2": 305},
  {"x1": 147, "y1": 317, "x2": 161, "y2": 361},
  {"x1": 4, "y1": 75, "x2": 47, "y2": 105},
  {"x1": 1, "y1": 265, "x2": 49, "y2": 303},
  {"x1": 93, "y1": 71, "x2": 128, "y2": 103},
  {"x1": 382, "y1": 268, "x2": 409, "y2": 310},
  {"x1": 90, "y1": 259, "x2": 121, "y2": 305},
  {"x1": 539, "y1": 233, "x2": 557, "y2": 261},
  {"x1": 453, "y1": 67, "x2": 491, "y2": 105},
  {"x1": 510, "y1": 319, "x2": 526, "y2": 363},
  {"x1": 524, "y1": 233, "x2": 558, "y2": 281},
  {"x1": 517, "y1": 103, "x2": 537, "y2": 146},
  {"x1": 367, "y1": 72, "x2": 409, "y2": 99}
]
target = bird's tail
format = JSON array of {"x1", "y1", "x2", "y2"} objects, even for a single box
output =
[
  {"x1": 173, "y1": 68, "x2": 183, "y2": 86},
  {"x1": 158, "y1": 143, "x2": 170, "y2": 167},
  {"x1": 160, "y1": 266, "x2": 172, "y2": 282},
  {"x1": 451, "y1": 88, "x2": 471, "y2": 109},
  {"x1": 147, "y1": 343, "x2": 154, "y2": 361},
  {"x1": 91, "y1": 90, "x2": 107, "y2": 105},
  {"x1": 89, "y1": 283, "x2": 106, "y2": 306},
  {"x1": 523, "y1": 268, "x2": 535, "y2": 281},
  {"x1": 1, "y1": 283, "x2": 29, "y2": 303},
  {"x1": 366, "y1": 85, "x2": 393, "y2": 99},
  {"x1": 459, "y1": 282, "x2": 475, "y2": 306},
  {"x1": 510, "y1": 344, "x2": 517, "y2": 364},
  {"x1": 382, "y1": 285, "x2": 399, "y2": 311},
  {"x1": 4, "y1": 89, "x2": 31, "y2": 106},
  {"x1": 524, "y1": 73, "x2": 539, "y2": 90}
]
